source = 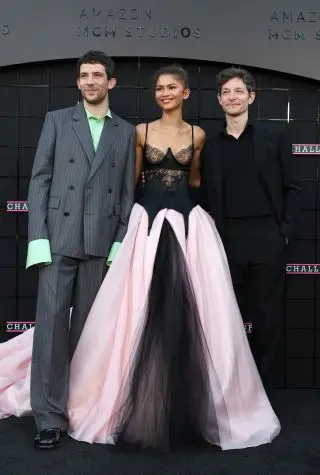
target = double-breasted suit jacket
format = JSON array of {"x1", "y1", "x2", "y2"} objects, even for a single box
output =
[{"x1": 27, "y1": 102, "x2": 136, "y2": 259}]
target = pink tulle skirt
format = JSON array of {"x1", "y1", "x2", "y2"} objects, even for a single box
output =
[{"x1": 0, "y1": 204, "x2": 280, "y2": 450}]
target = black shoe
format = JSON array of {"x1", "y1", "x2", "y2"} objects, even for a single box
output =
[{"x1": 34, "y1": 428, "x2": 64, "y2": 449}]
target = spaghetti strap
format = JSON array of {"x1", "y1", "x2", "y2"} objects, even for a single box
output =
[
  {"x1": 144, "y1": 123, "x2": 149, "y2": 148},
  {"x1": 191, "y1": 125, "x2": 194, "y2": 147}
]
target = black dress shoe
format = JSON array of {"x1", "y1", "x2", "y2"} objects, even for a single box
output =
[{"x1": 34, "y1": 428, "x2": 63, "y2": 449}]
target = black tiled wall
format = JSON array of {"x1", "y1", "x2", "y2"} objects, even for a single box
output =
[{"x1": 0, "y1": 58, "x2": 319, "y2": 387}]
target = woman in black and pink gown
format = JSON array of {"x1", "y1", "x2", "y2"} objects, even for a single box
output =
[{"x1": 0, "y1": 64, "x2": 280, "y2": 450}]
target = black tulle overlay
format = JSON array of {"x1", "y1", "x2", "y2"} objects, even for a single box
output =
[
  {"x1": 0, "y1": 137, "x2": 280, "y2": 449},
  {"x1": 114, "y1": 219, "x2": 220, "y2": 449}
]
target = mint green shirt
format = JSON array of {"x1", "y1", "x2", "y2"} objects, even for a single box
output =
[
  {"x1": 26, "y1": 107, "x2": 121, "y2": 268},
  {"x1": 85, "y1": 108, "x2": 112, "y2": 151}
]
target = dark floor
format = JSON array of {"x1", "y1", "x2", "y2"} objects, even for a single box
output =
[{"x1": 0, "y1": 389, "x2": 319, "y2": 475}]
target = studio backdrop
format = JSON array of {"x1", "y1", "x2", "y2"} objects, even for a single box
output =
[{"x1": 0, "y1": 0, "x2": 320, "y2": 387}]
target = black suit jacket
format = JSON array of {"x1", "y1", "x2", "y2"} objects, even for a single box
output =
[{"x1": 200, "y1": 125, "x2": 301, "y2": 243}]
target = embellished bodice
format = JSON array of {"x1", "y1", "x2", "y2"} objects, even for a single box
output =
[
  {"x1": 143, "y1": 143, "x2": 193, "y2": 187},
  {"x1": 135, "y1": 124, "x2": 197, "y2": 227}
]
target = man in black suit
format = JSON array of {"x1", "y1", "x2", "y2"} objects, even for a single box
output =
[{"x1": 201, "y1": 67, "x2": 300, "y2": 388}]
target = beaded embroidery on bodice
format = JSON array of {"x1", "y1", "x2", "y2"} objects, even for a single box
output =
[
  {"x1": 144, "y1": 144, "x2": 193, "y2": 166},
  {"x1": 143, "y1": 124, "x2": 194, "y2": 187}
]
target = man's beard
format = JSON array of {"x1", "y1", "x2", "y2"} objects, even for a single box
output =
[{"x1": 81, "y1": 90, "x2": 107, "y2": 105}]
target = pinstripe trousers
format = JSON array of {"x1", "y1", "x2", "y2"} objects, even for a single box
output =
[{"x1": 30, "y1": 254, "x2": 106, "y2": 431}]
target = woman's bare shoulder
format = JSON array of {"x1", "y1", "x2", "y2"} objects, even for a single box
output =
[{"x1": 192, "y1": 125, "x2": 206, "y2": 146}]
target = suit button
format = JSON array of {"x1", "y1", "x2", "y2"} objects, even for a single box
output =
[
  {"x1": 111, "y1": 162, "x2": 115, "y2": 168},
  {"x1": 108, "y1": 189, "x2": 112, "y2": 193},
  {"x1": 69, "y1": 185, "x2": 75, "y2": 190},
  {"x1": 69, "y1": 158, "x2": 74, "y2": 163},
  {"x1": 64, "y1": 212, "x2": 70, "y2": 217}
]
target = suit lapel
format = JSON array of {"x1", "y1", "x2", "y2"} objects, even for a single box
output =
[
  {"x1": 72, "y1": 103, "x2": 95, "y2": 164},
  {"x1": 213, "y1": 136, "x2": 223, "y2": 201},
  {"x1": 253, "y1": 127, "x2": 281, "y2": 223},
  {"x1": 87, "y1": 114, "x2": 120, "y2": 181},
  {"x1": 253, "y1": 127, "x2": 268, "y2": 169}
]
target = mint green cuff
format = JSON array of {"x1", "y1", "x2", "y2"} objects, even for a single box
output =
[
  {"x1": 26, "y1": 239, "x2": 52, "y2": 269},
  {"x1": 107, "y1": 242, "x2": 121, "y2": 266}
]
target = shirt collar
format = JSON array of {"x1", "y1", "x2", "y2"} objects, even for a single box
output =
[
  {"x1": 85, "y1": 108, "x2": 112, "y2": 120},
  {"x1": 220, "y1": 120, "x2": 254, "y2": 137}
]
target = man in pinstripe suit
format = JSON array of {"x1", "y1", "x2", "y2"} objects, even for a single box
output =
[{"x1": 26, "y1": 50, "x2": 136, "y2": 449}]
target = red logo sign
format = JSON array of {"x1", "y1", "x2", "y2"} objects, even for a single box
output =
[
  {"x1": 292, "y1": 144, "x2": 320, "y2": 155},
  {"x1": 6, "y1": 201, "x2": 28, "y2": 212},
  {"x1": 286, "y1": 264, "x2": 320, "y2": 274},
  {"x1": 6, "y1": 321, "x2": 35, "y2": 333}
]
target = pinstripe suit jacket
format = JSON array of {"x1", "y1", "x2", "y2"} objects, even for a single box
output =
[{"x1": 27, "y1": 102, "x2": 136, "y2": 258}]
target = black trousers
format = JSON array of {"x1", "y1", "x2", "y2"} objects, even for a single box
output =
[{"x1": 224, "y1": 216, "x2": 286, "y2": 388}]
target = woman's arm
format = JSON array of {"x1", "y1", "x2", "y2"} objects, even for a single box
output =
[
  {"x1": 189, "y1": 126, "x2": 206, "y2": 188},
  {"x1": 135, "y1": 123, "x2": 147, "y2": 185}
]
